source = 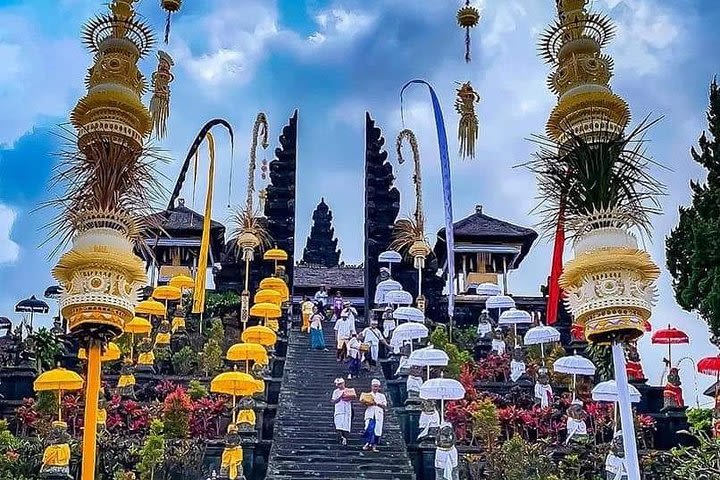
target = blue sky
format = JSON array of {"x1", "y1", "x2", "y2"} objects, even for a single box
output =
[{"x1": 0, "y1": 0, "x2": 719, "y2": 400}]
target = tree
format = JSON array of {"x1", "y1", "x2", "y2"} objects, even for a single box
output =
[
  {"x1": 667, "y1": 79, "x2": 720, "y2": 339},
  {"x1": 138, "y1": 420, "x2": 165, "y2": 480},
  {"x1": 302, "y1": 198, "x2": 341, "y2": 267}
]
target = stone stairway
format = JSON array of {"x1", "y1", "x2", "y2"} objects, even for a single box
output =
[{"x1": 266, "y1": 321, "x2": 416, "y2": 480}]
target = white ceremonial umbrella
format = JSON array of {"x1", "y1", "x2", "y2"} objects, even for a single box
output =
[
  {"x1": 379, "y1": 250, "x2": 402, "y2": 274},
  {"x1": 375, "y1": 279, "x2": 402, "y2": 304},
  {"x1": 408, "y1": 345, "x2": 449, "y2": 378},
  {"x1": 386, "y1": 290, "x2": 414, "y2": 306},
  {"x1": 390, "y1": 322, "x2": 429, "y2": 353},
  {"x1": 476, "y1": 282, "x2": 501, "y2": 296},
  {"x1": 553, "y1": 354, "x2": 596, "y2": 400},
  {"x1": 592, "y1": 379, "x2": 642, "y2": 437},
  {"x1": 419, "y1": 376, "x2": 466, "y2": 423},
  {"x1": 393, "y1": 306, "x2": 425, "y2": 323},
  {"x1": 592, "y1": 380, "x2": 642, "y2": 404},
  {"x1": 524, "y1": 323, "x2": 561, "y2": 362},
  {"x1": 498, "y1": 308, "x2": 532, "y2": 347},
  {"x1": 486, "y1": 295, "x2": 516, "y2": 309}
]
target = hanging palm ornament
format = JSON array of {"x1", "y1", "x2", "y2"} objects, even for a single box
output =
[
  {"x1": 150, "y1": 51, "x2": 175, "y2": 139},
  {"x1": 454, "y1": 81, "x2": 480, "y2": 160},
  {"x1": 230, "y1": 112, "x2": 273, "y2": 330},
  {"x1": 392, "y1": 129, "x2": 432, "y2": 310},
  {"x1": 456, "y1": 0, "x2": 480, "y2": 62},
  {"x1": 161, "y1": 0, "x2": 182, "y2": 44}
]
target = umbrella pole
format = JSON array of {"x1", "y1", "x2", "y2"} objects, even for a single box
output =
[
  {"x1": 81, "y1": 340, "x2": 102, "y2": 480},
  {"x1": 130, "y1": 333, "x2": 135, "y2": 362},
  {"x1": 418, "y1": 266, "x2": 422, "y2": 298},
  {"x1": 232, "y1": 395, "x2": 237, "y2": 424},
  {"x1": 541, "y1": 343, "x2": 545, "y2": 364},
  {"x1": 58, "y1": 390, "x2": 63, "y2": 422},
  {"x1": 572, "y1": 374, "x2": 576, "y2": 402},
  {"x1": 427, "y1": 365, "x2": 430, "y2": 380},
  {"x1": 611, "y1": 341, "x2": 641, "y2": 480},
  {"x1": 668, "y1": 343, "x2": 672, "y2": 368},
  {"x1": 514, "y1": 324, "x2": 518, "y2": 348},
  {"x1": 440, "y1": 399, "x2": 445, "y2": 424},
  {"x1": 245, "y1": 361, "x2": 249, "y2": 374}
]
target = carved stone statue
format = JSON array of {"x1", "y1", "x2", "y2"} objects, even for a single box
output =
[
  {"x1": 625, "y1": 343, "x2": 645, "y2": 382},
  {"x1": 406, "y1": 365, "x2": 424, "y2": 410},
  {"x1": 434, "y1": 423, "x2": 459, "y2": 480},
  {"x1": 509, "y1": 346, "x2": 526, "y2": 382},
  {"x1": 235, "y1": 397, "x2": 257, "y2": 433},
  {"x1": 663, "y1": 367, "x2": 684, "y2": 409},
  {"x1": 155, "y1": 319, "x2": 171, "y2": 348},
  {"x1": 476, "y1": 309, "x2": 493, "y2": 340},
  {"x1": 135, "y1": 337, "x2": 155, "y2": 373},
  {"x1": 565, "y1": 400, "x2": 588, "y2": 444},
  {"x1": 490, "y1": 328, "x2": 506, "y2": 356},
  {"x1": 41, "y1": 421, "x2": 72, "y2": 479},
  {"x1": 418, "y1": 399, "x2": 440, "y2": 440},
  {"x1": 534, "y1": 368, "x2": 553, "y2": 408},
  {"x1": 117, "y1": 358, "x2": 136, "y2": 399},
  {"x1": 219, "y1": 423, "x2": 245, "y2": 480},
  {"x1": 605, "y1": 430, "x2": 628, "y2": 480}
]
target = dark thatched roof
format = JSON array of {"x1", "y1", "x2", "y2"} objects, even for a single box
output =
[
  {"x1": 436, "y1": 205, "x2": 538, "y2": 266},
  {"x1": 294, "y1": 265, "x2": 364, "y2": 289},
  {"x1": 144, "y1": 202, "x2": 225, "y2": 234}
]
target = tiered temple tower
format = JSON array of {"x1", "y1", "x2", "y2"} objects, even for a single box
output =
[{"x1": 302, "y1": 198, "x2": 341, "y2": 267}]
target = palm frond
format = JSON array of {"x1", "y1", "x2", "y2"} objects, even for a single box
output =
[
  {"x1": 390, "y1": 216, "x2": 427, "y2": 254},
  {"x1": 228, "y1": 206, "x2": 273, "y2": 257},
  {"x1": 40, "y1": 125, "x2": 170, "y2": 256},
  {"x1": 520, "y1": 115, "x2": 666, "y2": 240}
]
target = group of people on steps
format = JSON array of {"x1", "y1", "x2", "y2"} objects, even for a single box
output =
[{"x1": 298, "y1": 286, "x2": 391, "y2": 451}]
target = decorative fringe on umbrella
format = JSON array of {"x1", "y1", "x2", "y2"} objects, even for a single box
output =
[
  {"x1": 454, "y1": 81, "x2": 480, "y2": 160},
  {"x1": 150, "y1": 51, "x2": 175, "y2": 140}
]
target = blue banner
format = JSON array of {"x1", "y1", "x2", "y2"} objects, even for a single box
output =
[{"x1": 400, "y1": 80, "x2": 455, "y2": 319}]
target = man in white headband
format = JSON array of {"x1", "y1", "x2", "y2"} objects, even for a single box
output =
[
  {"x1": 331, "y1": 377, "x2": 353, "y2": 445},
  {"x1": 362, "y1": 378, "x2": 387, "y2": 452}
]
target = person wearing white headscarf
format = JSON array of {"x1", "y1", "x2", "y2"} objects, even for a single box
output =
[
  {"x1": 362, "y1": 379, "x2": 387, "y2": 451},
  {"x1": 331, "y1": 378, "x2": 353, "y2": 445}
]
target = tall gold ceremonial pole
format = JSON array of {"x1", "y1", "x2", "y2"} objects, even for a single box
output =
[{"x1": 50, "y1": 2, "x2": 173, "y2": 479}]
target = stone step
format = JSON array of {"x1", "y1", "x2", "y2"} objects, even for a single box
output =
[{"x1": 267, "y1": 322, "x2": 416, "y2": 480}]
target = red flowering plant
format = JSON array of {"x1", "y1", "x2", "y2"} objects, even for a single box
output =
[
  {"x1": 584, "y1": 401, "x2": 615, "y2": 443},
  {"x1": 61, "y1": 393, "x2": 84, "y2": 437},
  {"x1": 154, "y1": 379, "x2": 179, "y2": 400},
  {"x1": 163, "y1": 386, "x2": 193, "y2": 438},
  {"x1": 445, "y1": 399, "x2": 480, "y2": 444},
  {"x1": 459, "y1": 363, "x2": 479, "y2": 402},
  {"x1": 635, "y1": 413, "x2": 657, "y2": 449},
  {"x1": 106, "y1": 395, "x2": 152, "y2": 435},
  {"x1": 190, "y1": 396, "x2": 228, "y2": 438},
  {"x1": 474, "y1": 353, "x2": 510, "y2": 382},
  {"x1": 14, "y1": 398, "x2": 41, "y2": 437}
]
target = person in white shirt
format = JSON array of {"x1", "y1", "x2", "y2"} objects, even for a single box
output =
[
  {"x1": 314, "y1": 286, "x2": 328, "y2": 313},
  {"x1": 334, "y1": 311, "x2": 356, "y2": 362},
  {"x1": 300, "y1": 296, "x2": 314, "y2": 333},
  {"x1": 331, "y1": 378, "x2": 353, "y2": 446},
  {"x1": 341, "y1": 301, "x2": 358, "y2": 327},
  {"x1": 360, "y1": 319, "x2": 386, "y2": 365},
  {"x1": 362, "y1": 379, "x2": 387, "y2": 452},
  {"x1": 347, "y1": 333, "x2": 362, "y2": 379}
]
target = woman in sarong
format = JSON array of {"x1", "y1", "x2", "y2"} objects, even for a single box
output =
[{"x1": 310, "y1": 305, "x2": 326, "y2": 350}]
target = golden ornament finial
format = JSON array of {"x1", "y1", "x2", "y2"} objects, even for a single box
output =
[
  {"x1": 456, "y1": 1, "x2": 480, "y2": 62},
  {"x1": 454, "y1": 81, "x2": 480, "y2": 160},
  {"x1": 540, "y1": 0, "x2": 628, "y2": 144},
  {"x1": 161, "y1": 0, "x2": 183, "y2": 44}
]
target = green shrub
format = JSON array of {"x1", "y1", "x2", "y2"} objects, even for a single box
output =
[
  {"x1": 171, "y1": 346, "x2": 197, "y2": 376},
  {"x1": 188, "y1": 380, "x2": 208, "y2": 400}
]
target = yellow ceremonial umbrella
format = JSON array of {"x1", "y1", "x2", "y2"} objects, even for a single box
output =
[
  {"x1": 169, "y1": 275, "x2": 195, "y2": 290},
  {"x1": 259, "y1": 277, "x2": 289, "y2": 302},
  {"x1": 136, "y1": 299, "x2": 167, "y2": 317},
  {"x1": 254, "y1": 289, "x2": 282, "y2": 306},
  {"x1": 250, "y1": 302, "x2": 281, "y2": 330},
  {"x1": 33, "y1": 367, "x2": 84, "y2": 422},
  {"x1": 263, "y1": 247, "x2": 288, "y2": 270},
  {"x1": 153, "y1": 285, "x2": 183, "y2": 316},
  {"x1": 79, "y1": 342, "x2": 121, "y2": 362},
  {"x1": 124, "y1": 316, "x2": 152, "y2": 361},
  {"x1": 226, "y1": 342, "x2": 269, "y2": 372},
  {"x1": 211, "y1": 369, "x2": 265, "y2": 422},
  {"x1": 241, "y1": 325, "x2": 277, "y2": 346}
]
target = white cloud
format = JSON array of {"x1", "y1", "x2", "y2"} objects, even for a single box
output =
[
  {"x1": 304, "y1": 7, "x2": 378, "y2": 52},
  {"x1": 0, "y1": 204, "x2": 19, "y2": 264}
]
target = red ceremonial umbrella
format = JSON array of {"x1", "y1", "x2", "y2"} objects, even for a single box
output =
[
  {"x1": 698, "y1": 356, "x2": 720, "y2": 400},
  {"x1": 651, "y1": 325, "x2": 689, "y2": 367}
]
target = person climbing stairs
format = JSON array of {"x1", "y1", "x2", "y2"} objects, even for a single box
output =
[{"x1": 267, "y1": 320, "x2": 416, "y2": 480}]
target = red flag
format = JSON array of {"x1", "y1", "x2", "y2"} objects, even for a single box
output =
[{"x1": 546, "y1": 205, "x2": 565, "y2": 325}]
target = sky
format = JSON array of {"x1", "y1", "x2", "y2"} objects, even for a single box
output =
[{"x1": 0, "y1": 0, "x2": 718, "y2": 402}]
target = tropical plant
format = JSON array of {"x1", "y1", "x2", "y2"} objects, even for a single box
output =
[
  {"x1": 162, "y1": 387, "x2": 192, "y2": 439},
  {"x1": 205, "y1": 292, "x2": 242, "y2": 319},
  {"x1": 171, "y1": 346, "x2": 197, "y2": 376},
  {"x1": 138, "y1": 420, "x2": 165, "y2": 480},
  {"x1": 485, "y1": 435, "x2": 557, "y2": 480},
  {"x1": 429, "y1": 325, "x2": 471, "y2": 378},
  {"x1": 188, "y1": 380, "x2": 208, "y2": 400},
  {"x1": 670, "y1": 429, "x2": 720, "y2": 478},
  {"x1": 585, "y1": 343, "x2": 613, "y2": 381},
  {"x1": 471, "y1": 399, "x2": 501, "y2": 449},
  {"x1": 0, "y1": 419, "x2": 42, "y2": 480},
  {"x1": 524, "y1": 117, "x2": 664, "y2": 239},
  {"x1": 687, "y1": 407, "x2": 714, "y2": 433},
  {"x1": 666, "y1": 79, "x2": 720, "y2": 339},
  {"x1": 31, "y1": 327, "x2": 61, "y2": 371}
]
